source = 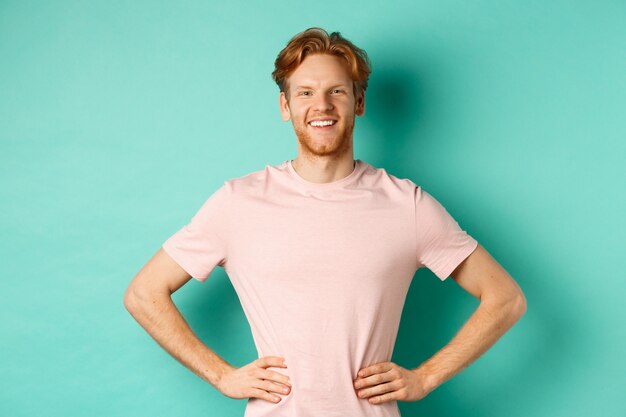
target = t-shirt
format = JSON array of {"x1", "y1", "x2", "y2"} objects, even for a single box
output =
[{"x1": 162, "y1": 159, "x2": 478, "y2": 417}]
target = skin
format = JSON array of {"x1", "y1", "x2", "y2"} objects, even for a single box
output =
[
  {"x1": 352, "y1": 243, "x2": 527, "y2": 404},
  {"x1": 124, "y1": 52, "x2": 527, "y2": 407},
  {"x1": 124, "y1": 248, "x2": 291, "y2": 404},
  {"x1": 279, "y1": 53, "x2": 365, "y2": 184}
]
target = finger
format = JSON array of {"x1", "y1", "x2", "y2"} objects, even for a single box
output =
[
  {"x1": 357, "y1": 381, "x2": 397, "y2": 400},
  {"x1": 255, "y1": 368, "x2": 292, "y2": 387},
  {"x1": 256, "y1": 356, "x2": 287, "y2": 368},
  {"x1": 250, "y1": 387, "x2": 282, "y2": 404},
  {"x1": 369, "y1": 390, "x2": 398, "y2": 405},
  {"x1": 357, "y1": 362, "x2": 392, "y2": 378},
  {"x1": 252, "y1": 379, "x2": 292, "y2": 396},
  {"x1": 355, "y1": 370, "x2": 394, "y2": 389}
]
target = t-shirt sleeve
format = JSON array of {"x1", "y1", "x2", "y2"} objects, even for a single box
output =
[
  {"x1": 414, "y1": 185, "x2": 478, "y2": 281},
  {"x1": 161, "y1": 182, "x2": 231, "y2": 283}
]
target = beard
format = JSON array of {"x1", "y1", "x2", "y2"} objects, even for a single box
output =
[{"x1": 292, "y1": 116, "x2": 355, "y2": 158}]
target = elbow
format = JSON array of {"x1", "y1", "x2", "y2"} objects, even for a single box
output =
[
  {"x1": 511, "y1": 291, "x2": 527, "y2": 318},
  {"x1": 482, "y1": 288, "x2": 527, "y2": 320},
  {"x1": 123, "y1": 279, "x2": 149, "y2": 315},
  {"x1": 123, "y1": 284, "x2": 140, "y2": 315},
  {"x1": 123, "y1": 277, "x2": 171, "y2": 315}
]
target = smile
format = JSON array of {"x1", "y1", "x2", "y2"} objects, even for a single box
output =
[{"x1": 308, "y1": 120, "x2": 337, "y2": 128}]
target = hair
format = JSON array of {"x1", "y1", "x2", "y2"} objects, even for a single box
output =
[{"x1": 272, "y1": 27, "x2": 372, "y2": 102}]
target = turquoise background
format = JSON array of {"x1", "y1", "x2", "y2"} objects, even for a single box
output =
[{"x1": 1, "y1": 1, "x2": 624, "y2": 416}]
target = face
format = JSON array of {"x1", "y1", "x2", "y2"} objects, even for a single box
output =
[{"x1": 279, "y1": 53, "x2": 365, "y2": 158}]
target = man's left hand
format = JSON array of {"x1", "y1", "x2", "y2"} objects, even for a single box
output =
[{"x1": 353, "y1": 362, "x2": 431, "y2": 404}]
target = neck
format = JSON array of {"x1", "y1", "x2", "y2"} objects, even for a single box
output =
[{"x1": 291, "y1": 155, "x2": 356, "y2": 184}]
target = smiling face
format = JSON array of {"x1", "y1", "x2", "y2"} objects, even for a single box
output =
[{"x1": 279, "y1": 53, "x2": 365, "y2": 159}]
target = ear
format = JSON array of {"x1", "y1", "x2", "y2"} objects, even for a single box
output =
[
  {"x1": 279, "y1": 91, "x2": 291, "y2": 121},
  {"x1": 355, "y1": 91, "x2": 365, "y2": 116}
]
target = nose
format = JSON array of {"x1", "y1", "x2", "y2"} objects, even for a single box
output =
[{"x1": 313, "y1": 92, "x2": 334, "y2": 112}]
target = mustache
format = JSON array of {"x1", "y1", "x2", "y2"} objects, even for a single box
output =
[{"x1": 307, "y1": 115, "x2": 338, "y2": 120}]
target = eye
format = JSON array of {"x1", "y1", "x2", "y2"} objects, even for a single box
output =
[
  {"x1": 331, "y1": 89, "x2": 344, "y2": 94},
  {"x1": 299, "y1": 91, "x2": 312, "y2": 96}
]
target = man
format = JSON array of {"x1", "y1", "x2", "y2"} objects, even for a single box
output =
[{"x1": 124, "y1": 27, "x2": 526, "y2": 417}]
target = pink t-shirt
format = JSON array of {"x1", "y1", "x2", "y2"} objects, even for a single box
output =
[{"x1": 162, "y1": 159, "x2": 478, "y2": 417}]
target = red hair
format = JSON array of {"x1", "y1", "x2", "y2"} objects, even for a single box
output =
[{"x1": 272, "y1": 27, "x2": 372, "y2": 101}]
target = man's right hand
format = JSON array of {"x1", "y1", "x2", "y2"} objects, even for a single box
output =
[{"x1": 216, "y1": 356, "x2": 292, "y2": 404}]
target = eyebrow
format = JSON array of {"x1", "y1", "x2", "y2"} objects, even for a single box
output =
[{"x1": 294, "y1": 83, "x2": 350, "y2": 90}]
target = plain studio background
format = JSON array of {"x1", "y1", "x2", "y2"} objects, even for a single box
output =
[{"x1": 1, "y1": 1, "x2": 624, "y2": 416}]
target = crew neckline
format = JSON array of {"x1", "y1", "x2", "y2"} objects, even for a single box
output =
[{"x1": 286, "y1": 159, "x2": 364, "y2": 190}]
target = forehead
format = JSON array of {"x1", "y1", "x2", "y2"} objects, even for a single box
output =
[{"x1": 288, "y1": 54, "x2": 353, "y2": 88}]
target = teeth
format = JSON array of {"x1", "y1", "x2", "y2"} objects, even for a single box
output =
[{"x1": 310, "y1": 120, "x2": 335, "y2": 127}]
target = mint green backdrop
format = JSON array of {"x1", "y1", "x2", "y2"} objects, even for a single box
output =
[{"x1": 1, "y1": 1, "x2": 624, "y2": 416}]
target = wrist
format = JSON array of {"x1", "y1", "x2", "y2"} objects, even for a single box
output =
[
  {"x1": 208, "y1": 359, "x2": 235, "y2": 388},
  {"x1": 412, "y1": 366, "x2": 440, "y2": 394}
]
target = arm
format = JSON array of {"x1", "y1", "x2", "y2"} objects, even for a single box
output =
[
  {"x1": 123, "y1": 247, "x2": 234, "y2": 387},
  {"x1": 124, "y1": 248, "x2": 292, "y2": 403},
  {"x1": 415, "y1": 242, "x2": 527, "y2": 393},
  {"x1": 353, "y1": 243, "x2": 526, "y2": 404}
]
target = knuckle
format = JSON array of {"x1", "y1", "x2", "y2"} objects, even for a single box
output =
[
  {"x1": 276, "y1": 383, "x2": 289, "y2": 394},
  {"x1": 249, "y1": 388, "x2": 262, "y2": 399},
  {"x1": 397, "y1": 388, "x2": 407, "y2": 400},
  {"x1": 271, "y1": 371, "x2": 284, "y2": 381}
]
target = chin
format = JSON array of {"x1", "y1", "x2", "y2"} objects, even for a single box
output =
[
  {"x1": 294, "y1": 124, "x2": 353, "y2": 155},
  {"x1": 302, "y1": 138, "x2": 351, "y2": 157}
]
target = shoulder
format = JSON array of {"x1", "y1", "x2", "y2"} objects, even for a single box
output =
[
  {"x1": 359, "y1": 160, "x2": 419, "y2": 197},
  {"x1": 223, "y1": 160, "x2": 289, "y2": 195}
]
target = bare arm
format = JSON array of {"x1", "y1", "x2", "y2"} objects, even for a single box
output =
[
  {"x1": 354, "y1": 243, "x2": 527, "y2": 404},
  {"x1": 123, "y1": 247, "x2": 233, "y2": 387},
  {"x1": 124, "y1": 247, "x2": 292, "y2": 403},
  {"x1": 415, "y1": 243, "x2": 527, "y2": 392}
]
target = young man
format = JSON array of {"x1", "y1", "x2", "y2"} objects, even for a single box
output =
[{"x1": 124, "y1": 27, "x2": 526, "y2": 417}]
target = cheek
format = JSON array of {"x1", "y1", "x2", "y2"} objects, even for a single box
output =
[{"x1": 295, "y1": 109, "x2": 308, "y2": 122}]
